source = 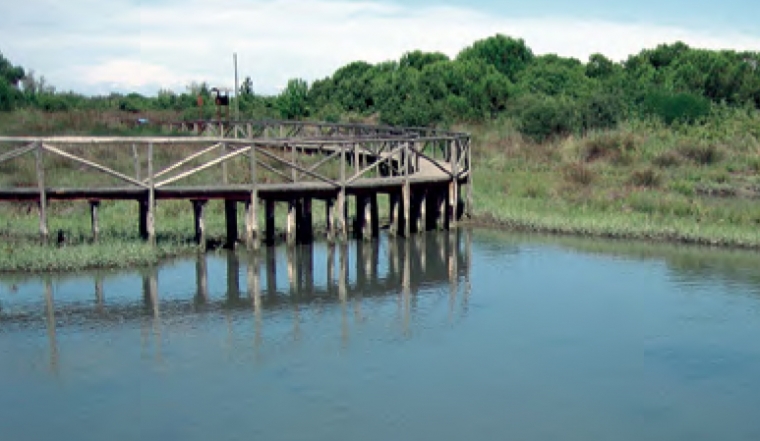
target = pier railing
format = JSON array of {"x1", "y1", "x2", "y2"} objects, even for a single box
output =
[{"x1": 0, "y1": 120, "x2": 471, "y2": 247}]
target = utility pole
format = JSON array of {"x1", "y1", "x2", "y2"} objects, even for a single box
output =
[{"x1": 233, "y1": 52, "x2": 240, "y2": 122}]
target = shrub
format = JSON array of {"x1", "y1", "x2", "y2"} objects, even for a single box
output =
[
  {"x1": 641, "y1": 91, "x2": 711, "y2": 125},
  {"x1": 669, "y1": 180, "x2": 695, "y2": 197},
  {"x1": 517, "y1": 95, "x2": 579, "y2": 142},
  {"x1": 562, "y1": 162, "x2": 595, "y2": 186},
  {"x1": 578, "y1": 92, "x2": 624, "y2": 131},
  {"x1": 677, "y1": 141, "x2": 723, "y2": 165},
  {"x1": 581, "y1": 131, "x2": 637, "y2": 163},
  {"x1": 629, "y1": 168, "x2": 661, "y2": 188},
  {"x1": 652, "y1": 150, "x2": 682, "y2": 168}
]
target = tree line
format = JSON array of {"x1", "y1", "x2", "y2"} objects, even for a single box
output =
[{"x1": 2, "y1": 35, "x2": 760, "y2": 140}]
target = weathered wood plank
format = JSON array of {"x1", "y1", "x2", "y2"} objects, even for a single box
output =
[{"x1": 42, "y1": 144, "x2": 149, "y2": 188}]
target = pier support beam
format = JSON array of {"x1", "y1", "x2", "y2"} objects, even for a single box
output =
[
  {"x1": 403, "y1": 184, "x2": 411, "y2": 238},
  {"x1": 89, "y1": 200, "x2": 101, "y2": 242},
  {"x1": 224, "y1": 200, "x2": 238, "y2": 249},
  {"x1": 245, "y1": 199, "x2": 259, "y2": 250},
  {"x1": 286, "y1": 199, "x2": 300, "y2": 246},
  {"x1": 335, "y1": 190, "x2": 348, "y2": 242},
  {"x1": 195, "y1": 254, "x2": 208, "y2": 303},
  {"x1": 389, "y1": 192, "x2": 400, "y2": 236},
  {"x1": 265, "y1": 199, "x2": 276, "y2": 246},
  {"x1": 139, "y1": 198, "x2": 149, "y2": 241},
  {"x1": 265, "y1": 245, "x2": 277, "y2": 296},
  {"x1": 412, "y1": 191, "x2": 426, "y2": 234},
  {"x1": 325, "y1": 198, "x2": 335, "y2": 243},
  {"x1": 192, "y1": 199, "x2": 207, "y2": 250},
  {"x1": 298, "y1": 197, "x2": 313, "y2": 244},
  {"x1": 357, "y1": 194, "x2": 379, "y2": 240},
  {"x1": 356, "y1": 195, "x2": 366, "y2": 240},
  {"x1": 436, "y1": 189, "x2": 448, "y2": 230}
]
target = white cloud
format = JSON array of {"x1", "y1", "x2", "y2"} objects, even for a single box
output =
[{"x1": 1, "y1": 0, "x2": 759, "y2": 96}]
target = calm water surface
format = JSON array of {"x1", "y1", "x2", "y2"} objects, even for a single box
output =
[{"x1": 2, "y1": 230, "x2": 760, "y2": 441}]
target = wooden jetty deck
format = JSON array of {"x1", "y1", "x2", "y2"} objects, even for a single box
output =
[{"x1": 0, "y1": 120, "x2": 471, "y2": 247}]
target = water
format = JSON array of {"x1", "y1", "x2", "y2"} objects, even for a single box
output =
[{"x1": 2, "y1": 230, "x2": 760, "y2": 441}]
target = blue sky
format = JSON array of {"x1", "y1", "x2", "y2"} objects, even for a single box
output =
[
  {"x1": 406, "y1": 0, "x2": 759, "y2": 33},
  {"x1": 1, "y1": 0, "x2": 758, "y2": 96}
]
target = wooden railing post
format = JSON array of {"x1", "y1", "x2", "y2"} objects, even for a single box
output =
[
  {"x1": 246, "y1": 145, "x2": 259, "y2": 250},
  {"x1": 147, "y1": 142, "x2": 156, "y2": 246},
  {"x1": 450, "y1": 138, "x2": 459, "y2": 225},
  {"x1": 336, "y1": 145, "x2": 348, "y2": 242},
  {"x1": 466, "y1": 136, "x2": 473, "y2": 218},
  {"x1": 35, "y1": 141, "x2": 48, "y2": 244},
  {"x1": 403, "y1": 141, "x2": 411, "y2": 238},
  {"x1": 290, "y1": 143, "x2": 297, "y2": 183},
  {"x1": 221, "y1": 142, "x2": 228, "y2": 185},
  {"x1": 132, "y1": 143, "x2": 140, "y2": 181}
]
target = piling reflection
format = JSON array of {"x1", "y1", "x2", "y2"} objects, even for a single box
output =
[{"x1": 0, "y1": 231, "x2": 472, "y2": 372}]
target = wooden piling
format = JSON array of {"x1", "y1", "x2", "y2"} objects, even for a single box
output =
[
  {"x1": 286, "y1": 199, "x2": 297, "y2": 246},
  {"x1": 139, "y1": 198, "x2": 149, "y2": 240},
  {"x1": 389, "y1": 192, "x2": 399, "y2": 236},
  {"x1": 192, "y1": 199, "x2": 207, "y2": 250},
  {"x1": 438, "y1": 189, "x2": 448, "y2": 230},
  {"x1": 226, "y1": 252, "x2": 241, "y2": 301},
  {"x1": 89, "y1": 200, "x2": 101, "y2": 242},
  {"x1": 196, "y1": 254, "x2": 209, "y2": 303},
  {"x1": 414, "y1": 191, "x2": 426, "y2": 234},
  {"x1": 265, "y1": 199, "x2": 276, "y2": 246},
  {"x1": 265, "y1": 245, "x2": 277, "y2": 295},
  {"x1": 326, "y1": 197, "x2": 335, "y2": 243},
  {"x1": 224, "y1": 200, "x2": 238, "y2": 249},
  {"x1": 296, "y1": 197, "x2": 314, "y2": 244},
  {"x1": 356, "y1": 195, "x2": 368, "y2": 240},
  {"x1": 95, "y1": 274, "x2": 104, "y2": 310},
  {"x1": 369, "y1": 193, "x2": 379, "y2": 239}
]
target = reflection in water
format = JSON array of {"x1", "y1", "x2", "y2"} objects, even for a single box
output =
[
  {"x1": 2, "y1": 230, "x2": 472, "y2": 371},
  {"x1": 4, "y1": 229, "x2": 760, "y2": 441},
  {"x1": 44, "y1": 279, "x2": 58, "y2": 375}
]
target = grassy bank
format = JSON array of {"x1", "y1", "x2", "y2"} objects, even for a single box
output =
[
  {"x1": 463, "y1": 109, "x2": 760, "y2": 248},
  {"x1": 0, "y1": 194, "x2": 377, "y2": 273},
  {"x1": 3, "y1": 107, "x2": 760, "y2": 272}
]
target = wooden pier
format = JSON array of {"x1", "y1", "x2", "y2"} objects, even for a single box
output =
[{"x1": 0, "y1": 120, "x2": 471, "y2": 247}]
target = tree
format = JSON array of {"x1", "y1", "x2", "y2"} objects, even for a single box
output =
[
  {"x1": 240, "y1": 76, "x2": 254, "y2": 96},
  {"x1": 277, "y1": 78, "x2": 309, "y2": 119},
  {"x1": 399, "y1": 50, "x2": 449, "y2": 70},
  {"x1": 515, "y1": 54, "x2": 592, "y2": 98},
  {"x1": 586, "y1": 53, "x2": 617, "y2": 79},
  {"x1": 457, "y1": 34, "x2": 534, "y2": 82},
  {"x1": 0, "y1": 52, "x2": 25, "y2": 86}
]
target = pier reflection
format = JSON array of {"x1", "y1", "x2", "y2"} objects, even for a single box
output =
[{"x1": 0, "y1": 231, "x2": 472, "y2": 371}]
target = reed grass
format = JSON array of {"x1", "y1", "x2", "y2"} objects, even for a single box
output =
[{"x1": 463, "y1": 110, "x2": 760, "y2": 249}]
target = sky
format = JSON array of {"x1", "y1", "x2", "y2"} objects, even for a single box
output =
[{"x1": 1, "y1": 0, "x2": 758, "y2": 96}]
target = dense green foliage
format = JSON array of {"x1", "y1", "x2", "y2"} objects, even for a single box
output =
[{"x1": 2, "y1": 35, "x2": 760, "y2": 138}]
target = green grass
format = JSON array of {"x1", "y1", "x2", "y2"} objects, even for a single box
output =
[
  {"x1": 4, "y1": 108, "x2": 760, "y2": 271},
  {"x1": 463, "y1": 111, "x2": 760, "y2": 249},
  {"x1": 0, "y1": 240, "x2": 190, "y2": 273}
]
